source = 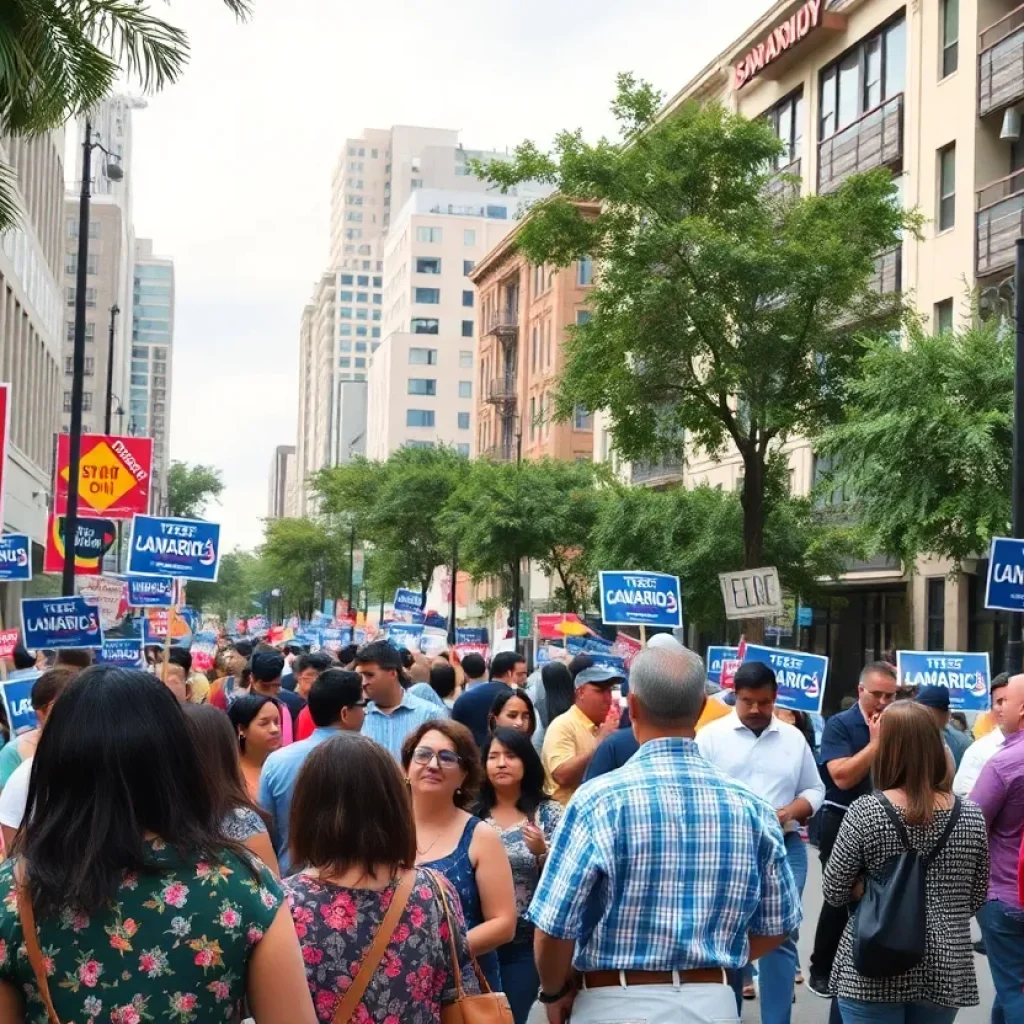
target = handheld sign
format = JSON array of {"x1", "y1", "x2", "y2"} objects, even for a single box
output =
[
  {"x1": 126, "y1": 576, "x2": 176, "y2": 608},
  {"x1": 741, "y1": 643, "x2": 828, "y2": 713},
  {"x1": 95, "y1": 637, "x2": 144, "y2": 668},
  {"x1": 0, "y1": 674, "x2": 39, "y2": 735},
  {"x1": 0, "y1": 629, "x2": 19, "y2": 659},
  {"x1": 21, "y1": 596, "x2": 103, "y2": 650},
  {"x1": 394, "y1": 588, "x2": 425, "y2": 615},
  {"x1": 387, "y1": 622, "x2": 424, "y2": 651},
  {"x1": 127, "y1": 516, "x2": 221, "y2": 583},
  {"x1": 55, "y1": 432, "x2": 153, "y2": 520},
  {"x1": 599, "y1": 571, "x2": 682, "y2": 629},
  {"x1": 0, "y1": 534, "x2": 31, "y2": 582},
  {"x1": 986, "y1": 537, "x2": 1024, "y2": 612},
  {"x1": 718, "y1": 567, "x2": 784, "y2": 620},
  {"x1": 705, "y1": 645, "x2": 740, "y2": 684},
  {"x1": 43, "y1": 514, "x2": 116, "y2": 575},
  {"x1": 896, "y1": 650, "x2": 991, "y2": 712}
]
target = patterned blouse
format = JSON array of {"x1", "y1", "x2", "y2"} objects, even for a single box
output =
[
  {"x1": 822, "y1": 793, "x2": 989, "y2": 1008},
  {"x1": 283, "y1": 867, "x2": 478, "y2": 1024},
  {"x1": 485, "y1": 801, "x2": 563, "y2": 947},
  {"x1": 0, "y1": 841, "x2": 283, "y2": 1024}
]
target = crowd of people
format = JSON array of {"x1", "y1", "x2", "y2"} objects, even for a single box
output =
[{"x1": 0, "y1": 630, "x2": 1018, "y2": 1024}]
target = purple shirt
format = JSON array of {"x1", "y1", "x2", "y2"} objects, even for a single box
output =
[{"x1": 970, "y1": 729, "x2": 1024, "y2": 908}]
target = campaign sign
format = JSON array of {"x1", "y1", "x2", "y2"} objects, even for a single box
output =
[
  {"x1": 456, "y1": 627, "x2": 488, "y2": 645},
  {"x1": 896, "y1": 650, "x2": 991, "y2": 712},
  {"x1": 741, "y1": 643, "x2": 828, "y2": 713},
  {"x1": 95, "y1": 637, "x2": 144, "y2": 668},
  {"x1": 191, "y1": 632, "x2": 218, "y2": 673},
  {"x1": 705, "y1": 645, "x2": 740, "y2": 684},
  {"x1": 44, "y1": 514, "x2": 116, "y2": 576},
  {"x1": 0, "y1": 676, "x2": 39, "y2": 735},
  {"x1": 394, "y1": 588, "x2": 425, "y2": 614},
  {"x1": 126, "y1": 576, "x2": 175, "y2": 608},
  {"x1": 0, "y1": 629, "x2": 19, "y2": 659},
  {"x1": 55, "y1": 433, "x2": 153, "y2": 520},
  {"x1": 21, "y1": 595, "x2": 103, "y2": 650},
  {"x1": 388, "y1": 622, "x2": 424, "y2": 651},
  {"x1": 128, "y1": 516, "x2": 221, "y2": 582},
  {"x1": 321, "y1": 627, "x2": 352, "y2": 654},
  {"x1": 0, "y1": 534, "x2": 31, "y2": 582},
  {"x1": 599, "y1": 571, "x2": 682, "y2": 629},
  {"x1": 986, "y1": 537, "x2": 1024, "y2": 612}
]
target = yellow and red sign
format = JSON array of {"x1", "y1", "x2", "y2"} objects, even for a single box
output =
[
  {"x1": 55, "y1": 433, "x2": 154, "y2": 520},
  {"x1": 43, "y1": 514, "x2": 117, "y2": 576}
]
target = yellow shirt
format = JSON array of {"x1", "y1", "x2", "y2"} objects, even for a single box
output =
[
  {"x1": 973, "y1": 710, "x2": 996, "y2": 739},
  {"x1": 696, "y1": 697, "x2": 731, "y2": 731},
  {"x1": 542, "y1": 704, "x2": 600, "y2": 805}
]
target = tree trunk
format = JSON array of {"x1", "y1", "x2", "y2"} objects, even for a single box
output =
[{"x1": 740, "y1": 452, "x2": 766, "y2": 644}]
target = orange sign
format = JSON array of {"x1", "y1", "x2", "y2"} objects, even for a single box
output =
[{"x1": 55, "y1": 433, "x2": 154, "y2": 520}]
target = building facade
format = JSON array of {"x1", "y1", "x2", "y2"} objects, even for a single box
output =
[
  {"x1": 267, "y1": 444, "x2": 295, "y2": 519},
  {"x1": 130, "y1": 239, "x2": 174, "y2": 509}
]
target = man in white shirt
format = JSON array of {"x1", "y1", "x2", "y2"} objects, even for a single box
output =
[
  {"x1": 953, "y1": 671, "x2": 1010, "y2": 797},
  {"x1": 0, "y1": 755, "x2": 32, "y2": 850},
  {"x1": 697, "y1": 660, "x2": 824, "y2": 1024}
]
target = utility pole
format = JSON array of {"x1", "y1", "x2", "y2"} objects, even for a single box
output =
[
  {"x1": 348, "y1": 521, "x2": 356, "y2": 610},
  {"x1": 1009, "y1": 239, "x2": 1024, "y2": 674},
  {"x1": 448, "y1": 542, "x2": 458, "y2": 647},
  {"x1": 510, "y1": 423, "x2": 523, "y2": 653},
  {"x1": 103, "y1": 304, "x2": 120, "y2": 434}
]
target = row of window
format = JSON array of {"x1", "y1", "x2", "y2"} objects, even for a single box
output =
[
  {"x1": 415, "y1": 257, "x2": 476, "y2": 276},
  {"x1": 339, "y1": 307, "x2": 382, "y2": 321},
  {"x1": 347, "y1": 145, "x2": 380, "y2": 158},
  {"x1": 413, "y1": 287, "x2": 474, "y2": 307},
  {"x1": 409, "y1": 348, "x2": 474, "y2": 368},
  {"x1": 408, "y1": 379, "x2": 473, "y2": 399},
  {"x1": 411, "y1": 318, "x2": 475, "y2": 338},
  {"x1": 416, "y1": 227, "x2": 478, "y2": 246},
  {"x1": 340, "y1": 325, "x2": 381, "y2": 339},
  {"x1": 340, "y1": 274, "x2": 382, "y2": 288},
  {"x1": 339, "y1": 291, "x2": 382, "y2": 304},
  {"x1": 406, "y1": 440, "x2": 472, "y2": 456}
]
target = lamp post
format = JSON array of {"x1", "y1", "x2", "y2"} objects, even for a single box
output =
[
  {"x1": 1009, "y1": 240, "x2": 1024, "y2": 674},
  {"x1": 104, "y1": 304, "x2": 120, "y2": 434},
  {"x1": 63, "y1": 118, "x2": 123, "y2": 596}
]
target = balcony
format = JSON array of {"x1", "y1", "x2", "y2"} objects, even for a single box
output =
[
  {"x1": 486, "y1": 375, "x2": 517, "y2": 406},
  {"x1": 765, "y1": 158, "x2": 802, "y2": 201},
  {"x1": 630, "y1": 455, "x2": 684, "y2": 488},
  {"x1": 867, "y1": 245, "x2": 902, "y2": 296},
  {"x1": 483, "y1": 441, "x2": 516, "y2": 462},
  {"x1": 484, "y1": 308, "x2": 519, "y2": 343},
  {"x1": 817, "y1": 94, "x2": 904, "y2": 194},
  {"x1": 977, "y1": 170, "x2": 1024, "y2": 277},
  {"x1": 979, "y1": 6, "x2": 1024, "y2": 116}
]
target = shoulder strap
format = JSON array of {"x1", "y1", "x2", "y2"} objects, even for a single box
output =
[
  {"x1": 332, "y1": 870, "x2": 416, "y2": 1024},
  {"x1": 14, "y1": 862, "x2": 61, "y2": 1024},
  {"x1": 923, "y1": 796, "x2": 962, "y2": 867},
  {"x1": 425, "y1": 867, "x2": 492, "y2": 995},
  {"x1": 874, "y1": 791, "x2": 912, "y2": 851}
]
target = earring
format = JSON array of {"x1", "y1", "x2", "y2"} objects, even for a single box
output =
[{"x1": 455, "y1": 788, "x2": 462, "y2": 798}]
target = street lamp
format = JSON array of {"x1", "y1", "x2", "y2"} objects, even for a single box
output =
[
  {"x1": 104, "y1": 304, "x2": 120, "y2": 434},
  {"x1": 63, "y1": 118, "x2": 123, "y2": 596}
]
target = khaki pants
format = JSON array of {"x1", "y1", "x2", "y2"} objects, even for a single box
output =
[{"x1": 565, "y1": 981, "x2": 739, "y2": 1024}]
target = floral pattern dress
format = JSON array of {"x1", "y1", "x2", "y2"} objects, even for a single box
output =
[
  {"x1": 0, "y1": 841, "x2": 283, "y2": 1024},
  {"x1": 283, "y1": 867, "x2": 478, "y2": 1024}
]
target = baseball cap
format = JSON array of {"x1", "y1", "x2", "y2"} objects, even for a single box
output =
[
  {"x1": 575, "y1": 665, "x2": 625, "y2": 688},
  {"x1": 250, "y1": 650, "x2": 285, "y2": 683},
  {"x1": 915, "y1": 684, "x2": 950, "y2": 711}
]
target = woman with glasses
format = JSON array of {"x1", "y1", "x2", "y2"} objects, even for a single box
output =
[{"x1": 401, "y1": 719, "x2": 516, "y2": 994}]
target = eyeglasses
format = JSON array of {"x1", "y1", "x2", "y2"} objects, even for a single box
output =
[
  {"x1": 865, "y1": 689, "x2": 896, "y2": 701},
  {"x1": 411, "y1": 746, "x2": 462, "y2": 770},
  {"x1": 346, "y1": 700, "x2": 368, "y2": 709}
]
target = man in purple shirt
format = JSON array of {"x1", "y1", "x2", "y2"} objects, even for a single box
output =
[{"x1": 971, "y1": 672, "x2": 1024, "y2": 1024}]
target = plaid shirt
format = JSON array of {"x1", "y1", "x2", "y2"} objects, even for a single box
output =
[{"x1": 526, "y1": 736, "x2": 800, "y2": 971}]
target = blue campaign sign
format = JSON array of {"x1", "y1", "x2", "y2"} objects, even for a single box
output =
[
  {"x1": 599, "y1": 571, "x2": 682, "y2": 629},
  {"x1": 797, "y1": 606, "x2": 814, "y2": 628},
  {"x1": 95, "y1": 637, "x2": 144, "y2": 668},
  {"x1": 394, "y1": 588, "x2": 425, "y2": 614},
  {"x1": 896, "y1": 650, "x2": 991, "y2": 712},
  {"x1": 126, "y1": 576, "x2": 175, "y2": 608},
  {"x1": 0, "y1": 534, "x2": 32, "y2": 582},
  {"x1": 0, "y1": 675, "x2": 39, "y2": 735},
  {"x1": 387, "y1": 622, "x2": 424, "y2": 651},
  {"x1": 705, "y1": 645, "x2": 740, "y2": 684},
  {"x1": 21, "y1": 596, "x2": 103, "y2": 650},
  {"x1": 986, "y1": 537, "x2": 1024, "y2": 612},
  {"x1": 127, "y1": 516, "x2": 221, "y2": 583},
  {"x1": 456, "y1": 627, "x2": 488, "y2": 645},
  {"x1": 742, "y1": 643, "x2": 828, "y2": 714}
]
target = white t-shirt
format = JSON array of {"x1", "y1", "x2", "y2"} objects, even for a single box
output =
[{"x1": 0, "y1": 756, "x2": 33, "y2": 830}]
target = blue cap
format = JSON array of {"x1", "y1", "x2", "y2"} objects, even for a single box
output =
[{"x1": 915, "y1": 684, "x2": 950, "y2": 711}]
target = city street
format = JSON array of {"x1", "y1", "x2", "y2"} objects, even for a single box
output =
[{"x1": 742, "y1": 854, "x2": 995, "y2": 1022}]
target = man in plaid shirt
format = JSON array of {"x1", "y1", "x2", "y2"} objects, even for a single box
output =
[{"x1": 527, "y1": 644, "x2": 800, "y2": 1024}]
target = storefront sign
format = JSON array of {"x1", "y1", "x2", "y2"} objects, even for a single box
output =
[{"x1": 734, "y1": 0, "x2": 825, "y2": 90}]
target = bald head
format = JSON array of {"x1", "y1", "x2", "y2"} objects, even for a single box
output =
[
  {"x1": 999, "y1": 673, "x2": 1024, "y2": 737},
  {"x1": 628, "y1": 646, "x2": 706, "y2": 728}
]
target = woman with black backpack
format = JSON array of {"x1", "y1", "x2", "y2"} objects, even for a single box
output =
[{"x1": 822, "y1": 700, "x2": 989, "y2": 1023}]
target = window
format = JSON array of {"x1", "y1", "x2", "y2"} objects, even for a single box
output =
[
  {"x1": 530, "y1": 398, "x2": 537, "y2": 440},
  {"x1": 340, "y1": 324, "x2": 352, "y2": 337},
  {"x1": 82, "y1": 392, "x2": 93, "y2": 412},
  {"x1": 356, "y1": 309, "x2": 368, "y2": 320},
  {"x1": 410, "y1": 347, "x2": 438, "y2": 365},
  {"x1": 407, "y1": 409, "x2": 436, "y2": 427},
  {"x1": 63, "y1": 391, "x2": 72, "y2": 412},
  {"x1": 462, "y1": 290, "x2": 474, "y2": 307},
  {"x1": 938, "y1": 143, "x2": 956, "y2": 231},
  {"x1": 767, "y1": 89, "x2": 805, "y2": 169},
  {"x1": 373, "y1": 276, "x2": 382, "y2": 288},
  {"x1": 457, "y1": 444, "x2": 470, "y2": 457},
  {"x1": 406, "y1": 440, "x2": 435, "y2": 449},
  {"x1": 941, "y1": 0, "x2": 958, "y2": 78},
  {"x1": 411, "y1": 318, "x2": 439, "y2": 334},
  {"x1": 577, "y1": 257, "x2": 594, "y2": 286},
  {"x1": 458, "y1": 381, "x2": 472, "y2": 399},
  {"x1": 934, "y1": 298, "x2": 954, "y2": 335},
  {"x1": 417, "y1": 227, "x2": 442, "y2": 243},
  {"x1": 372, "y1": 310, "x2": 381, "y2": 321},
  {"x1": 341, "y1": 274, "x2": 353, "y2": 285},
  {"x1": 372, "y1": 327, "x2": 381, "y2": 338},
  {"x1": 340, "y1": 340, "x2": 352, "y2": 352},
  {"x1": 339, "y1": 357, "x2": 351, "y2": 368},
  {"x1": 486, "y1": 205, "x2": 508, "y2": 219},
  {"x1": 408, "y1": 379, "x2": 437, "y2": 396},
  {"x1": 415, "y1": 288, "x2": 440, "y2": 304},
  {"x1": 356, "y1": 339, "x2": 367, "y2": 349},
  {"x1": 458, "y1": 412, "x2": 470, "y2": 430},
  {"x1": 927, "y1": 577, "x2": 946, "y2": 651},
  {"x1": 574, "y1": 404, "x2": 593, "y2": 430},
  {"x1": 68, "y1": 322, "x2": 96, "y2": 342},
  {"x1": 356, "y1": 328, "x2": 367, "y2": 339},
  {"x1": 416, "y1": 257, "x2": 441, "y2": 274},
  {"x1": 411, "y1": 178, "x2": 423, "y2": 189},
  {"x1": 458, "y1": 350, "x2": 473, "y2": 369},
  {"x1": 461, "y1": 320, "x2": 474, "y2": 338},
  {"x1": 339, "y1": 307, "x2": 352, "y2": 319},
  {"x1": 576, "y1": 310, "x2": 592, "y2": 325},
  {"x1": 339, "y1": 290, "x2": 353, "y2": 302},
  {"x1": 357, "y1": 275, "x2": 369, "y2": 286},
  {"x1": 464, "y1": 230, "x2": 476, "y2": 246},
  {"x1": 531, "y1": 327, "x2": 538, "y2": 372},
  {"x1": 463, "y1": 260, "x2": 475, "y2": 275}
]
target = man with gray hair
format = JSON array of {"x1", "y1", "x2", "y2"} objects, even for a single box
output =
[{"x1": 527, "y1": 645, "x2": 799, "y2": 1024}]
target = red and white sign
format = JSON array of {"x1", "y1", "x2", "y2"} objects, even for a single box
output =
[
  {"x1": 720, "y1": 637, "x2": 747, "y2": 691},
  {"x1": 611, "y1": 632, "x2": 643, "y2": 668},
  {"x1": 734, "y1": 0, "x2": 832, "y2": 89},
  {"x1": 0, "y1": 629, "x2": 19, "y2": 660},
  {"x1": 535, "y1": 613, "x2": 591, "y2": 641},
  {"x1": 453, "y1": 643, "x2": 489, "y2": 664},
  {"x1": 77, "y1": 576, "x2": 128, "y2": 631},
  {"x1": 55, "y1": 433, "x2": 154, "y2": 520},
  {"x1": 0, "y1": 385, "x2": 9, "y2": 531}
]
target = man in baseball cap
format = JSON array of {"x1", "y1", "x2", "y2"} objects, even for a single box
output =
[{"x1": 916, "y1": 683, "x2": 970, "y2": 769}]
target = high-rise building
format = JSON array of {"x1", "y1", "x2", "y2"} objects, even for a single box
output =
[
  {"x1": 130, "y1": 239, "x2": 174, "y2": 509},
  {"x1": 0, "y1": 128, "x2": 67, "y2": 618},
  {"x1": 267, "y1": 444, "x2": 296, "y2": 519}
]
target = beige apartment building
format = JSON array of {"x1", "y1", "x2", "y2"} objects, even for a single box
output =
[{"x1": 595, "y1": 0, "x2": 1024, "y2": 693}]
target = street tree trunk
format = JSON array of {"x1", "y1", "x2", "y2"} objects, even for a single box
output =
[{"x1": 740, "y1": 450, "x2": 766, "y2": 644}]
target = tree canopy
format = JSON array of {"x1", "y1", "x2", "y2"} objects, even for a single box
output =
[{"x1": 166, "y1": 461, "x2": 223, "y2": 519}]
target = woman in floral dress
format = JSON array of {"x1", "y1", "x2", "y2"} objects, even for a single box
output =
[
  {"x1": 0, "y1": 665, "x2": 314, "y2": 1024},
  {"x1": 283, "y1": 732, "x2": 479, "y2": 1024}
]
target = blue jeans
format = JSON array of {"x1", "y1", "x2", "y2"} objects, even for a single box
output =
[
  {"x1": 977, "y1": 898, "x2": 1024, "y2": 1024},
  {"x1": 498, "y1": 941, "x2": 538, "y2": 1024},
  {"x1": 837, "y1": 999, "x2": 957, "y2": 1023}
]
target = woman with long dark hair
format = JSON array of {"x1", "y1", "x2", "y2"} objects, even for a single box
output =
[
  {"x1": 531, "y1": 661, "x2": 575, "y2": 752},
  {"x1": 182, "y1": 703, "x2": 279, "y2": 874},
  {"x1": 228, "y1": 692, "x2": 283, "y2": 799},
  {"x1": 488, "y1": 687, "x2": 537, "y2": 738},
  {"x1": 0, "y1": 666, "x2": 313, "y2": 1024}
]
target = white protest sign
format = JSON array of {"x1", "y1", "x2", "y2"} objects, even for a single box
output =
[{"x1": 718, "y1": 566, "x2": 784, "y2": 620}]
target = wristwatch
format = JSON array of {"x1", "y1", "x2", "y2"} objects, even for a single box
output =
[{"x1": 538, "y1": 980, "x2": 573, "y2": 1004}]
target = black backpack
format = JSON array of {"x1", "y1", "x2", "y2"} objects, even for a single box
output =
[{"x1": 851, "y1": 792, "x2": 961, "y2": 979}]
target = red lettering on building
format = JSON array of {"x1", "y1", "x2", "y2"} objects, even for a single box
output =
[{"x1": 734, "y1": 0, "x2": 824, "y2": 90}]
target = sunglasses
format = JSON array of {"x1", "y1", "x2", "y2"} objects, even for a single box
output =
[
  {"x1": 411, "y1": 746, "x2": 463, "y2": 770},
  {"x1": 347, "y1": 700, "x2": 368, "y2": 709}
]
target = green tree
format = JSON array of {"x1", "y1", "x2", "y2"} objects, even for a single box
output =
[
  {"x1": 818, "y1": 313, "x2": 1012, "y2": 567},
  {"x1": 260, "y1": 516, "x2": 350, "y2": 620},
  {"x1": 187, "y1": 548, "x2": 262, "y2": 620},
  {"x1": 166, "y1": 461, "x2": 223, "y2": 519},
  {"x1": 479, "y1": 76, "x2": 915, "y2": 583},
  {"x1": 0, "y1": 0, "x2": 248, "y2": 229}
]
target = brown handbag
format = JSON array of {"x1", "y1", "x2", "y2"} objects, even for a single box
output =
[
  {"x1": 427, "y1": 869, "x2": 514, "y2": 1024},
  {"x1": 15, "y1": 865, "x2": 61, "y2": 1024}
]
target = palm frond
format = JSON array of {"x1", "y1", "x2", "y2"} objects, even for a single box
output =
[{"x1": 0, "y1": 157, "x2": 23, "y2": 232}]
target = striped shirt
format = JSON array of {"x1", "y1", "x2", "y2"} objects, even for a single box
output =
[
  {"x1": 361, "y1": 691, "x2": 447, "y2": 761},
  {"x1": 526, "y1": 736, "x2": 800, "y2": 971}
]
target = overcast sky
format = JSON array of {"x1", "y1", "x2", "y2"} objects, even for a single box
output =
[{"x1": 128, "y1": 0, "x2": 770, "y2": 551}]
